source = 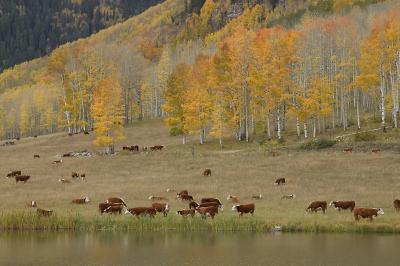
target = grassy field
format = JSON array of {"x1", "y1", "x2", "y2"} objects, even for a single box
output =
[{"x1": 1, "y1": 120, "x2": 400, "y2": 233}]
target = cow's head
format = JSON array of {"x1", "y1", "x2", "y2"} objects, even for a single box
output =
[
  {"x1": 329, "y1": 201, "x2": 336, "y2": 207},
  {"x1": 232, "y1": 205, "x2": 239, "y2": 211},
  {"x1": 148, "y1": 195, "x2": 153, "y2": 200},
  {"x1": 84, "y1": 197, "x2": 90, "y2": 203},
  {"x1": 375, "y1": 208, "x2": 384, "y2": 215},
  {"x1": 165, "y1": 203, "x2": 170, "y2": 211}
]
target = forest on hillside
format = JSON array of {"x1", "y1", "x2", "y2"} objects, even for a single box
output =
[
  {"x1": 0, "y1": 0, "x2": 164, "y2": 72},
  {"x1": 0, "y1": 0, "x2": 398, "y2": 151}
]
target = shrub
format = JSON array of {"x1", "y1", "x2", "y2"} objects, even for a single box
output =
[
  {"x1": 354, "y1": 131, "x2": 377, "y2": 142},
  {"x1": 169, "y1": 127, "x2": 183, "y2": 136},
  {"x1": 300, "y1": 139, "x2": 336, "y2": 150}
]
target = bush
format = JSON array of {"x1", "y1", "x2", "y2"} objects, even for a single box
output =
[
  {"x1": 169, "y1": 127, "x2": 183, "y2": 136},
  {"x1": 300, "y1": 139, "x2": 336, "y2": 150},
  {"x1": 354, "y1": 131, "x2": 377, "y2": 142}
]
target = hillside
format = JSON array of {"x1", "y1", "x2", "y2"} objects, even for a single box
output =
[
  {"x1": 0, "y1": 0, "x2": 398, "y2": 149},
  {"x1": 0, "y1": 0, "x2": 164, "y2": 72}
]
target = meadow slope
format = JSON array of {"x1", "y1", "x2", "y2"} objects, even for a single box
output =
[{"x1": 1, "y1": 121, "x2": 400, "y2": 233}]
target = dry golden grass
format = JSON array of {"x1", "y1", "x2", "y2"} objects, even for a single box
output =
[{"x1": 1, "y1": 120, "x2": 400, "y2": 232}]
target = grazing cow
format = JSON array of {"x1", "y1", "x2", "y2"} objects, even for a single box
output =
[
  {"x1": 72, "y1": 172, "x2": 79, "y2": 178},
  {"x1": 394, "y1": 199, "x2": 400, "y2": 211},
  {"x1": 343, "y1": 148, "x2": 353, "y2": 153},
  {"x1": 103, "y1": 205, "x2": 124, "y2": 215},
  {"x1": 150, "y1": 145, "x2": 164, "y2": 151},
  {"x1": 98, "y1": 203, "x2": 123, "y2": 215},
  {"x1": 80, "y1": 173, "x2": 86, "y2": 178},
  {"x1": 275, "y1": 178, "x2": 286, "y2": 186},
  {"x1": 58, "y1": 178, "x2": 71, "y2": 184},
  {"x1": 26, "y1": 201, "x2": 37, "y2": 208},
  {"x1": 125, "y1": 207, "x2": 157, "y2": 218},
  {"x1": 372, "y1": 148, "x2": 381, "y2": 154},
  {"x1": 71, "y1": 197, "x2": 90, "y2": 204},
  {"x1": 201, "y1": 198, "x2": 223, "y2": 208},
  {"x1": 227, "y1": 195, "x2": 240, "y2": 203},
  {"x1": 180, "y1": 194, "x2": 194, "y2": 201},
  {"x1": 151, "y1": 203, "x2": 169, "y2": 217},
  {"x1": 176, "y1": 209, "x2": 195, "y2": 217},
  {"x1": 33, "y1": 154, "x2": 40, "y2": 158},
  {"x1": 53, "y1": 160, "x2": 63, "y2": 164},
  {"x1": 203, "y1": 168, "x2": 212, "y2": 176},
  {"x1": 252, "y1": 194, "x2": 263, "y2": 200},
  {"x1": 62, "y1": 153, "x2": 72, "y2": 157},
  {"x1": 106, "y1": 197, "x2": 127, "y2": 207},
  {"x1": 196, "y1": 206, "x2": 219, "y2": 219},
  {"x1": 281, "y1": 194, "x2": 296, "y2": 200},
  {"x1": 142, "y1": 146, "x2": 148, "y2": 152},
  {"x1": 353, "y1": 208, "x2": 384, "y2": 221},
  {"x1": 37, "y1": 208, "x2": 53, "y2": 217},
  {"x1": 15, "y1": 175, "x2": 30, "y2": 183},
  {"x1": 329, "y1": 201, "x2": 355, "y2": 212},
  {"x1": 189, "y1": 201, "x2": 220, "y2": 210},
  {"x1": 189, "y1": 201, "x2": 199, "y2": 209},
  {"x1": 232, "y1": 203, "x2": 255, "y2": 216},
  {"x1": 176, "y1": 190, "x2": 189, "y2": 199},
  {"x1": 7, "y1": 170, "x2": 21, "y2": 178},
  {"x1": 306, "y1": 201, "x2": 327, "y2": 214},
  {"x1": 148, "y1": 196, "x2": 168, "y2": 201}
]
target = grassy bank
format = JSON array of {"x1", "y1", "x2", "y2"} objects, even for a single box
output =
[{"x1": 2, "y1": 211, "x2": 400, "y2": 234}]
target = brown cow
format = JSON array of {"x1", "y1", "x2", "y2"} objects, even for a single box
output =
[
  {"x1": 196, "y1": 206, "x2": 219, "y2": 219},
  {"x1": 125, "y1": 207, "x2": 156, "y2": 218},
  {"x1": 180, "y1": 194, "x2": 194, "y2": 201},
  {"x1": 275, "y1": 178, "x2": 286, "y2": 186},
  {"x1": 148, "y1": 195, "x2": 168, "y2": 201},
  {"x1": 103, "y1": 205, "x2": 124, "y2": 215},
  {"x1": 106, "y1": 197, "x2": 127, "y2": 207},
  {"x1": 203, "y1": 169, "x2": 212, "y2": 176},
  {"x1": 72, "y1": 172, "x2": 79, "y2": 178},
  {"x1": 176, "y1": 190, "x2": 189, "y2": 198},
  {"x1": 353, "y1": 208, "x2": 384, "y2": 221},
  {"x1": 201, "y1": 198, "x2": 222, "y2": 206},
  {"x1": 80, "y1": 173, "x2": 86, "y2": 178},
  {"x1": 176, "y1": 209, "x2": 195, "y2": 217},
  {"x1": 394, "y1": 199, "x2": 400, "y2": 211},
  {"x1": 98, "y1": 202, "x2": 123, "y2": 215},
  {"x1": 329, "y1": 201, "x2": 355, "y2": 212},
  {"x1": 151, "y1": 203, "x2": 169, "y2": 217},
  {"x1": 232, "y1": 203, "x2": 255, "y2": 216},
  {"x1": 189, "y1": 201, "x2": 221, "y2": 210},
  {"x1": 150, "y1": 145, "x2": 164, "y2": 151},
  {"x1": 343, "y1": 148, "x2": 353, "y2": 153},
  {"x1": 227, "y1": 195, "x2": 240, "y2": 203},
  {"x1": 15, "y1": 175, "x2": 30, "y2": 183},
  {"x1": 37, "y1": 208, "x2": 53, "y2": 217},
  {"x1": 306, "y1": 201, "x2": 327, "y2": 214},
  {"x1": 33, "y1": 154, "x2": 40, "y2": 158},
  {"x1": 372, "y1": 148, "x2": 381, "y2": 154},
  {"x1": 71, "y1": 197, "x2": 90, "y2": 204}
]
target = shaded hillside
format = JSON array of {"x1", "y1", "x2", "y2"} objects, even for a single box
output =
[{"x1": 0, "y1": 0, "x2": 164, "y2": 72}]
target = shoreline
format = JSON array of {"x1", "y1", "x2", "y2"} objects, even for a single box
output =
[{"x1": 1, "y1": 212, "x2": 399, "y2": 234}]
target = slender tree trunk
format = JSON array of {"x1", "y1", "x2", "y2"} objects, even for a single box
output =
[
  {"x1": 313, "y1": 118, "x2": 316, "y2": 138},
  {"x1": 296, "y1": 116, "x2": 300, "y2": 140},
  {"x1": 356, "y1": 90, "x2": 361, "y2": 130},
  {"x1": 277, "y1": 113, "x2": 281, "y2": 140},
  {"x1": 182, "y1": 135, "x2": 186, "y2": 145},
  {"x1": 303, "y1": 123, "x2": 308, "y2": 139},
  {"x1": 266, "y1": 114, "x2": 271, "y2": 140},
  {"x1": 380, "y1": 66, "x2": 386, "y2": 132}
]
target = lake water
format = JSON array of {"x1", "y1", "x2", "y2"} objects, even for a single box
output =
[{"x1": 0, "y1": 232, "x2": 399, "y2": 266}]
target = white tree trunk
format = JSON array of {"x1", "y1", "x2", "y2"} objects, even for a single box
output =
[
  {"x1": 266, "y1": 114, "x2": 271, "y2": 139},
  {"x1": 313, "y1": 118, "x2": 316, "y2": 138},
  {"x1": 296, "y1": 116, "x2": 301, "y2": 140},
  {"x1": 380, "y1": 66, "x2": 386, "y2": 132},
  {"x1": 182, "y1": 135, "x2": 186, "y2": 145},
  {"x1": 303, "y1": 123, "x2": 308, "y2": 139},
  {"x1": 277, "y1": 114, "x2": 281, "y2": 140}
]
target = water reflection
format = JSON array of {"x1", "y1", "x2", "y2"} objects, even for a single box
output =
[{"x1": 0, "y1": 232, "x2": 399, "y2": 266}]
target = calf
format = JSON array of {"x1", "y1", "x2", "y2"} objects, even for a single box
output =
[
  {"x1": 148, "y1": 195, "x2": 168, "y2": 201},
  {"x1": 227, "y1": 195, "x2": 240, "y2": 203},
  {"x1": 15, "y1": 175, "x2": 30, "y2": 183},
  {"x1": 353, "y1": 208, "x2": 384, "y2": 221},
  {"x1": 203, "y1": 168, "x2": 212, "y2": 176},
  {"x1": 176, "y1": 190, "x2": 189, "y2": 198},
  {"x1": 281, "y1": 194, "x2": 296, "y2": 200},
  {"x1": 252, "y1": 194, "x2": 263, "y2": 200},
  {"x1": 180, "y1": 194, "x2": 194, "y2": 201},
  {"x1": 33, "y1": 154, "x2": 40, "y2": 158},
  {"x1": 306, "y1": 201, "x2": 327, "y2": 214},
  {"x1": 125, "y1": 207, "x2": 156, "y2": 218},
  {"x1": 176, "y1": 209, "x2": 195, "y2": 217},
  {"x1": 329, "y1": 201, "x2": 355, "y2": 212},
  {"x1": 71, "y1": 197, "x2": 90, "y2": 204},
  {"x1": 232, "y1": 203, "x2": 255, "y2": 216},
  {"x1": 151, "y1": 203, "x2": 169, "y2": 217},
  {"x1": 7, "y1": 170, "x2": 21, "y2": 178},
  {"x1": 275, "y1": 178, "x2": 286, "y2": 186},
  {"x1": 196, "y1": 206, "x2": 219, "y2": 219},
  {"x1": 106, "y1": 197, "x2": 127, "y2": 207},
  {"x1": 37, "y1": 208, "x2": 53, "y2": 217},
  {"x1": 394, "y1": 199, "x2": 400, "y2": 211}
]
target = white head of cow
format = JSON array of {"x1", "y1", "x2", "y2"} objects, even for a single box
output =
[
  {"x1": 259, "y1": 194, "x2": 263, "y2": 199},
  {"x1": 124, "y1": 209, "x2": 131, "y2": 215},
  {"x1": 31, "y1": 201, "x2": 37, "y2": 207},
  {"x1": 84, "y1": 197, "x2": 90, "y2": 203},
  {"x1": 165, "y1": 203, "x2": 170, "y2": 211},
  {"x1": 232, "y1": 205, "x2": 239, "y2": 211},
  {"x1": 148, "y1": 195, "x2": 153, "y2": 200},
  {"x1": 376, "y1": 208, "x2": 384, "y2": 215},
  {"x1": 227, "y1": 195, "x2": 232, "y2": 201},
  {"x1": 291, "y1": 194, "x2": 296, "y2": 199},
  {"x1": 329, "y1": 201, "x2": 334, "y2": 207}
]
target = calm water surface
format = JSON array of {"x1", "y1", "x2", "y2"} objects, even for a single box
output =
[{"x1": 0, "y1": 232, "x2": 399, "y2": 266}]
